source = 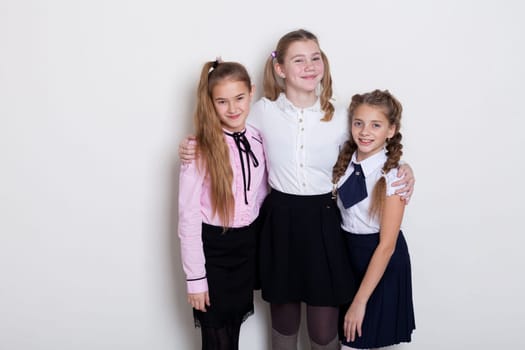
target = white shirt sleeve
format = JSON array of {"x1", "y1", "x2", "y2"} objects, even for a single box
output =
[
  {"x1": 384, "y1": 168, "x2": 404, "y2": 196},
  {"x1": 247, "y1": 98, "x2": 266, "y2": 131}
]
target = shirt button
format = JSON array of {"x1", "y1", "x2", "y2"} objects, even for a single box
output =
[
  {"x1": 301, "y1": 127, "x2": 304, "y2": 131},
  {"x1": 300, "y1": 145, "x2": 304, "y2": 149},
  {"x1": 300, "y1": 163, "x2": 303, "y2": 167},
  {"x1": 299, "y1": 118, "x2": 303, "y2": 123},
  {"x1": 302, "y1": 183, "x2": 306, "y2": 187}
]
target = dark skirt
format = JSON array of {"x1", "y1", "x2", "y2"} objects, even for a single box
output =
[
  {"x1": 258, "y1": 189, "x2": 355, "y2": 306},
  {"x1": 340, "y1": 231, "x2": 415, "y2": 349},
  {"x1": 193, "y1": 221, "x2": 258, "y2": 328}
]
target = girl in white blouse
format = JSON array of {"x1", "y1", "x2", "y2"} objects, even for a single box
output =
[
  {"x1": 252, "y1": 30, "x2": 414, "y2": 350},
  {"x1": 332, "y1": 89, "x2": 415, "y2": 349}
]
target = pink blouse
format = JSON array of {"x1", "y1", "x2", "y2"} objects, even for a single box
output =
[{"x1": 177, "y1": 125, "x2": 268, "y2": 293}]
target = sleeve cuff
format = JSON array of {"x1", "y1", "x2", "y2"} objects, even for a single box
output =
[{"x1": 187, "y1": 277, "x2": 208, "y2": 294}]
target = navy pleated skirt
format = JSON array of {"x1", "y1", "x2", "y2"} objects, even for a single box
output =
[
  {"x1": 193, "y1": 221, "x2": 258, "y2": 328},
  {"x1": 340, "y1": 231, "x2": 415, "y2": 348},
  {"x1": 258, "y1": 189, "x2": 355, "y2": 306}
]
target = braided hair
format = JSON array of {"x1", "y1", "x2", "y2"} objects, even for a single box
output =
[{"x1": 332, "y1": 89, "x2": 403, "y2": 220}]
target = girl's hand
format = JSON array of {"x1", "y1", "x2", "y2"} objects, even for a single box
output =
[
  {"x1": 178, "y1": 135, "x2": 197, "y2": 164},
  {"x1": 392, "y1": 163, "x2": 415, "y2": 203},
  {"x1": 187, "y1": 291, "x2": 210, "y2": 312},
  {"x1": 343, "y1": 300, "x2": 366, "y2": 342}
]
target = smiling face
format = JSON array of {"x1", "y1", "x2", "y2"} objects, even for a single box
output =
[
  {"x1": 351, "y1": 104, "x2": 396, "y2": 162},
  {"x1": 275, "y1": 39, "x2": 324, "y2": 95},
  {"x1": 212, "y1": 80, "x2": 253, "y2": 133}
]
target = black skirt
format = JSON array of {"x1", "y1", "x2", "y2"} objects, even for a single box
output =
[
  {"x1": 340, "y1": 231, "x2": 416, "y2": 349},
  {"x1": 258, "y1": 189, "x2": 355, "y2": 306},
  {"x1": 193, "y1": 221, "x2": 258, "y2": 328}
]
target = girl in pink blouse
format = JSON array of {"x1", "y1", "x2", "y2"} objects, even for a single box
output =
[{"x1": 178, "y1": 60, "x2": 267, "y2": 350}]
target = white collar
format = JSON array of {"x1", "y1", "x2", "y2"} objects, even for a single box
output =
[
  {"x1": 351, "y1": 149, "x2": 387, "y2": 177},
  {"x1": 275, "y1": 93, "x2": 322, "y2": 114}
]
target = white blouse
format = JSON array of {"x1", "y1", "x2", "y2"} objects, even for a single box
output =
[
  {"x1": 249, "y1": 93, "x2": 348, "y2": 195},
  {"x1": 336, "y1": 150, "x2": 404, "y2": 234}
]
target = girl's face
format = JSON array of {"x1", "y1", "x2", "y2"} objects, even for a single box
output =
[
  {"x1": 351, "y1": 104, "x2": 396, "y2": 162},
  {"x1": 276, "y1": 40, "x2": 324, "y2": 95},
  {"x1": 212, "y1": 80, "x2": 253, "y2": 132}
]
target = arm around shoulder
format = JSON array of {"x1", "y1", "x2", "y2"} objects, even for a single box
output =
[{"x1": 392, "y1": 162, "x2": 415, "y2": 202}]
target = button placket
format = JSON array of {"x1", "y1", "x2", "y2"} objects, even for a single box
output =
[{"x1": 298, "y1": 109, "x2": 307, "y2": 189}]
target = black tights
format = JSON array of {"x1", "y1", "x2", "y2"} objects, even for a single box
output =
[
  {"x1": 200, "y1": 322, "x2": 242, "y2": 350},
  {"x1": 270, "y1": 302, "x2": 339, "y2": 345}
]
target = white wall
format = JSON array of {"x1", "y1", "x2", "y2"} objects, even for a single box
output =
[{"x1": 1, "y1": 0, "x2": 524, "y2": 349}]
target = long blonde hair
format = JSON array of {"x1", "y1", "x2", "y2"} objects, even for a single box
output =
[
  {"x1": 332, "y1": 89, "x2": 404, "y2": 220},
  {"x1": 194, "y1": 61, "x2": 252, "y2": 226},
  {"x1": 263, "y1": 29, "x2": 335, "y2": 121}
]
